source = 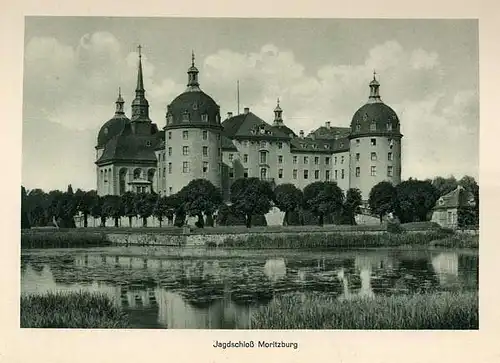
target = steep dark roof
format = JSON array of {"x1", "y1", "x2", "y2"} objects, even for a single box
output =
[
  {"x1": 308, "y1": 126, "x2": 350, "y2": 140},
  {"x1": 96, "y1": 114, "x2": 130, "y2": 148},
  {"x1": 166, "y1": 90, "x2": 221, "y2": 128},
  {"x1": 350, "y1": 102, "x2": 401, "y2": 137},
  {"x1": 221, "y1": 135, "x2": 237, "y2": 150},
  {"x1": 290, "y1": 136, "x2": 349, "y2": 153},
  {"x1": 273, "y1": 124, "x2": 297, "y2": 138},
  {"x1": 433, "y1": 186, "x2": 476, "y2": 210},
  {"x1": 222, "y1": 112, "x2": 291, "y2": 140}
]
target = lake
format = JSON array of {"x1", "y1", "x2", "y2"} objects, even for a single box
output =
[{"x1": 21, "y1": 246, "x2": 478, "y2": 329}]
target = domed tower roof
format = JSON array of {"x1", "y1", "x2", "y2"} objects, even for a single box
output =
[
  {"x1": 349, "y1": 72, "x2": 402, "y2": 139},
  {"x1": 96, "y1": 88, "x2": 130, "y2": 148},
  {"x1": 165, "y1": 51, "x2": 222, "y2": 130}
]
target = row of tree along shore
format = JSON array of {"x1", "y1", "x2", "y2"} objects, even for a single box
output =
[{"x1": 21, "y1": 175, "x2": 479, "y2": 230}]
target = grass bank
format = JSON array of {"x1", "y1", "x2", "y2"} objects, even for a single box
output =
[
  {"x1": 251, "y1": 291, "x2": 478, "y2": 329},
  {"x1": 21, "y1": 230, "x2": 110, "y2": 249},
  {"x1": 21, "y1": 291, "x2": 129, "y2": 328},
  {"x1": 218, "y1": 230, "x2": 477, "y2": 249}
]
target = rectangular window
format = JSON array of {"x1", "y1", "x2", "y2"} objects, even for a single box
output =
[
  {"x1": 202, "y1": 130, "x2": 208, "y2": 140},
  {"x1": 203, "y1": 162, "x2": 209, "y2": 173},
  {"x1": 229, "y1": 168, "x2": 234, "y2": 178},
  {"x1": 334, "y1": 156, "x2": 337, "y2": 165},
  {"x1": 371, "y1": 166, "x2": 376, "y2": 176},
  {"x1": 356, "y1": 153, "x2": 360, "y2": 161},
  {"x1": 341, "y1": 156, "x2": 345, "y2": 164},
  {"x1": 325, "y1": 157, "x2": 330, "y2": 165},
  {"x1": 315, "y1": 170, "x2": 320, "y2": 179},
  {"x1": 325, "y1": 170, "x2": 330, "y2": 181},
  {"x1": 243, "y1": 154, "x2": 248, "y2": 163},
  {"x1": 387, "y1": 166, "x2": 393, "y2": 177},
  {"x1": 303, "y1": 156, "x2": 309, "y2": 164},
  {"x1": 260, "y1": 151, "x2": 267, "y2": 164},
  {"x1": 293, "y1": 169, "x2": 298, "y2": 179},
  {"x1": 183, "y1": 146, "x2": 189, "y2": 156},
  {"x1": 169, "y1": 187, "x2": 172, "y2": 194},
  {"x1": 182, "y1": 162, "x2": 189, "y2": 173},
  {"x1": 334, "y1": 170, "x2": 338, "y2": 180},
  {"x1": 202, "y1": 146, "x2": 208, "y2": 157},
  {"x1": 278, "y1": 169, "x2": 283, "y2": 179},
  {"x1": 163, "y1": 167, "x2": 166, "y2": 177},
  {"x1": 304, "y1": 170, "x2": 309, "y2": 179},
  {"x1": 168, "y1": 147, "x2": 172, "y2": 156},
  {"x1": 168, "y1": 162, "x2": 172, "y2": 174},
  {"x1": 244, "y1": 168, "x2": 248, "y2": 178},
  {"x1": 278, "y1": 155, "x2": 283, "y2": 164},
  {"x1": 356, "y1": 167, "x2": 360, "y2": 177},
  {"x1": 182, "y1": 112, "x2": 189, "y2": 121},
  {"x1": 388, "y1": 152, "x2": 393, "y2": 161},
  {"x1": 387, "y1": 123, "x2": 393, "y2": 131},
  {"x1": 293, "y1": 156, "x2": 297, "y2": 164},
  {"x1": 371, "y1": 152, "x2": 377, "y2": 161},
  {"x1": 371, "y1": 138, "x2": 376, "y2": 146},
  {"x1": 168, "y1": 132, "x2": 172, "y2": 139},
  {"x1": 278, "y1": 142, "x2": 283, "y2": 149},
  {"x1": 183, "y1": 131, "x2": 189, "y2": 140},
  {"x1": 314, "y1": 157, "x2": 319, "y2": 165},
  {"x1": 341, "y1": 169, "x2": 345, "y2": 179},
  {"x1": 217, "y1": 134, "x2": 221, "y2": 141},
  {"x1": 356, "y1": 139, "x2": 360, "y2": 146},
  {"x1": 229, "y1": 153, "x2": 234, "y2": 162},
  {"x1": 201, "y1": 114, "x2": 208, "y2": 122}
]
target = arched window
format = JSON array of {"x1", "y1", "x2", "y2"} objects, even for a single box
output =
[
  {"x1": 133, "y1": 168, "x2": 142, "y2": 179},
  {"x1": 356, "y1": 123, "x2": 361, "y2": 132}
]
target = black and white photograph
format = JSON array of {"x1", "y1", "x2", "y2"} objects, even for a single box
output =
[{"x1": 19, "y1": 16, "x2": 479, "y2": 330}]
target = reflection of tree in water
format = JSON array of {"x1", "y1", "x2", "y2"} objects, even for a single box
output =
[{"x1": 458, "y1": 254, "x2": 478, "y2": 290}]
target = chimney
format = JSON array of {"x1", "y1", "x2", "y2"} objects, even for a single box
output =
[
  {"x1": 227, "y1": 112, "x2": 233, "y2": 118},
  {"x1": 244, "y1": 107, "x2": 250, "y2": 114},
  {"x1": 299, "y1": 130, "x2": 304, "y2": 138},
  {"x1": 325, "y1": 121, "x2": 331, "y2": 128}
]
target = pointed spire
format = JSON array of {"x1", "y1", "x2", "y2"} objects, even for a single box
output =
[
  {"x1": 368, "y1": 70, "x2": 382, "y2": 103},
  {"x1": 273, "y1": 97, "x2": 283, "y2": 126},
  {"x1": 136, "y1": 45, "x2": 145, "y2": 93},
  {"x1": 186, "y1": 51, "x2": 200, "y2": 91},
  {"x1": 131, "y1": 45, "x2": 150, "y2": 122},
  {"x1": 115, "y1": 87, "x2": 125, "y2": 115}
]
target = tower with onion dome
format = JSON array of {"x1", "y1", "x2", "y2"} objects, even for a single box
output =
[
  {"x1": 162, "y1": 52, "x2": 223, "y2": 195},
  {"x1": 348, "y1": 72, "x2": 403, "y2": 200}
]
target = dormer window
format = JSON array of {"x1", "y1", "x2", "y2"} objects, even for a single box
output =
[
  {"x1": 370, "y1": 121, "x2": 377, "y2": 131},
  {"x1": 201, "y1": 114, "x2": 208, "y2": 122},
  {"x1": 387, "y1": 122, "x2": 393, "y2": 131},
  {"x1": 356, "y1": 123, "x2": 361, "y2": 132},
  {"x1": 324, "y1": 144, "x2": 329, "y2": 149},
  {"x1": 167, "y1": 114, "x2": 173, "y2": 124},
  {"x1": 146, "y1": 140, "x2": 152, "y2": 147},
  {"x1": 182, "y1": 111, "x2": 189, "y2": 122}
]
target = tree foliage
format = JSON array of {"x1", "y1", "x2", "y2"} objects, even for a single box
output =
[
  {"x1": 153, "y1": 196, "x2": 171, "y2": 227},
  {"x1": 230, "y1": 178, "x2": 274, "y2": 228},
  {"x1": 178, "y1": 179, "x2": 222, "y2": 228},
  {"x1": 134, "y1": 193, "x2": 157, "y2": 227},
  {"x1": 302, "y1": 181, "x2": 344, "y2": 226},
  {"x1": 394, "y1": 179, "x2": 438, "y2": 223},
  {"x1": 273, "y1": 183, "x2": 303, "y2": 226},
  {"x1": 342, "y1": 188, "x2": 363, "y2": 225},
  {"x1": 368, "y1": 181, "x2": 397, "y2": 223}
]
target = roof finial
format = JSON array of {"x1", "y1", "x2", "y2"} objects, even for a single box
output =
[
  {"x1": 138, "y1": 44, "x2": 142, "y2": 59},
  {"x1": 192, "y1": 50, "x2": 195, "y2": 67},
  {"x1": 118, "y1": 86, "x2": 121, "y2": 97},
  {"x1": 277, "y1": 97, "x2": 280, "y2": 106},
  {"x1": 373, "y1": 69, "x2": 377, "y2": 81}
]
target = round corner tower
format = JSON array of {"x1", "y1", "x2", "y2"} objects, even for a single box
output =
[
  {"x1": 348, "y1": 73, "x2": 403, "y2": 200},
  {"x1": 163, "y1": 52, "x2": 223, "y2": 195}
]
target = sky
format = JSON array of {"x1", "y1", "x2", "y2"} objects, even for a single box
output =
[{"x1": 21, "y1": 17, "x2": 479, "y2": 192}]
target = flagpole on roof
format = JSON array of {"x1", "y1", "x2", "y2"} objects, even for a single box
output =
[{"x1": 237, "y1": 80, "x2": 240, "y2": 115}]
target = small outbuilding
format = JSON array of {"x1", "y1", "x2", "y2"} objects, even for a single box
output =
[{"x1": 431, "y1": 185, "x2": 476, "y2": 229}]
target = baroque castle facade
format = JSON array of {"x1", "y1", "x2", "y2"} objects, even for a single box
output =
[{"x1": 95, "y1": 50, "x2": 403, "y2": 201}]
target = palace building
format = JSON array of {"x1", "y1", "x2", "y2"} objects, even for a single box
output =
[{"x1": 95, "y1": 50, "x2": 403, "y2": 201}]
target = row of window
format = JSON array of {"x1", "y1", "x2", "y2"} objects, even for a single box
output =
[
  {"x1": 162, "y1": 146, "x2": 214, "y2": 157},
  {"x1": 167, "y1": 113, "x2": 218, "y2": 124},
  {"x1": 355, "y1": 152, "x2": 394, "y2": 161},
  {"x1": 354, "y1": 166, "x2": 394, "y2": 177},
  {"x1": 227, "y1": 168, "x2": 346, "y2": 181},
  {"x1": 167, "y1": 130, "x2": 221, "y2": 141},
  {"x1": 227, "y1": 153, "x2": 347, "y2": 165},
  {"x1": 158, "y1": 161, "x2": 211, "y2": 176},
  {"x1": 354, "y1": 122, "x2": 394, "y2": 132}
]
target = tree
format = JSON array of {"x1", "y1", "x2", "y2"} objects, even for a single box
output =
[
  {"x1": 26, "y1": 188, "x2": 48, "y2": 226},
  {"x1": 75, "y1": 189, "x2": 98, "y2": 228},
  {"x1": 178, "y1": 179, "x2": 223, "y2": 228},
  {"x1": 90, "y1": 195, "x2": 104, "y2": 227},
  {"x1": 302, "y1": 181, "x2": 344, "y2": 226},
  {"x1": 21, "y1": 186, "x2": 31, "y2": 229},
  {"x1": 394, "y1": 179, "x2": 438, "y2": 223},
  {"x1": 343, "y1": 188, "x2": 363, "y2": 225},
  {"x1": 458, "y1": 175, "x2": 479, "y2": 208},
  {"x1": 431, "y1": 176, "x2": 458, "y2": 197},
  {"x1": 134, "y1": 193, "x2": 156, "y2": 227},
  {"x1": 102, "y1": 195, "x2": 123, "y2": 227},
  {"x1": 153, "y1": 196, "x2": 170, "y2": 227},
  {"x1": 273, "y1": 183, "x2": 303, "y2": 226},
  {"x1": 230, "y1": 178, "x2": 274, "y2": 228},
  {"x1": 121, "y1": 192, "x2": 137, "y2": 227},
  {"x1": 368, "y1": 181, "x2": 397, "y2": 223}
]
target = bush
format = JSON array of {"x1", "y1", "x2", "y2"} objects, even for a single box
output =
[{"x1": 387, "y1": 218, "x2": 404, "y2": 234}]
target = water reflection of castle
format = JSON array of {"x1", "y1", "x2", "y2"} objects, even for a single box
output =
[{"x1": 21, "y1": 251, "x2": 477, "y2": 328}]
